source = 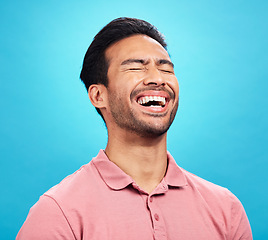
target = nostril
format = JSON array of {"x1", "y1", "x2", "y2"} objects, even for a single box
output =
[
  {"x1": 143, "y1": 73, "x2": 166, "y2": 86},
  {"x1": 144, "y1": 80, "x2": 166, "y2": 86}
]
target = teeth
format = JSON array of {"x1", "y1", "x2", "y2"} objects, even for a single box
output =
[{"x1": 137, "y1": 96, "x2": 166, "y2": 106}]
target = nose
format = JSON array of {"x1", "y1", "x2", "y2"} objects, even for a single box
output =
[{"x1": 143, "y1": 67, "x2": 166, "y2": 86}]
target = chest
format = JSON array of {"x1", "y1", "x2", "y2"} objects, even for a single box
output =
[{"x1": 65, "y1": 188, "x2": 228, "y2": 240}]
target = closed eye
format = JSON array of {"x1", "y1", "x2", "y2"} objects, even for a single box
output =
[
  {"x1": 160, "y1": 69, "x2": 174, "y2": 74},
  {"x1": 128, "y1": 68, "x2": 144, "y2": 71}
]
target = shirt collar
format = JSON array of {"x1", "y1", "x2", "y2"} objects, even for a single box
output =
[
  {"x1": 164, "y1": 152, "x2": 188, "y2": 187},
  {"x1": 92, "y1": 150, "x2": 188, "y2": 191},
  {"x1": 92, "y1": 150, "x2": 134, "y2": 190}
]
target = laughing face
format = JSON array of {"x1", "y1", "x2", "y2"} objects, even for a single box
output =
[{"x1": 104, "y1": 34, "x2": 179, "y2": 138}]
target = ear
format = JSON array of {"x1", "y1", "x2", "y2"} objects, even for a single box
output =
[{"x1": 88, "y1": 84, "x2": 108, "y2": 109}]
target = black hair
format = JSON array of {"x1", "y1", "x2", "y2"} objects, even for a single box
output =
[{"x1": 80, "y1": 17, "x2": 167, "y2": 120}]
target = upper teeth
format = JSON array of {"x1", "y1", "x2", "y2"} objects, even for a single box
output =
[{"x1": 137, "y1": 96, "x2": 166, "y2": 106}]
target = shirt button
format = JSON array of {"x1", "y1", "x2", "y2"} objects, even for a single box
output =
[
  {"x1": 154, "y1": 213, "x2": 159, "y2": 221},
  {"x1": 150, "y1": 198, "x2": 153, "y2": 203}
]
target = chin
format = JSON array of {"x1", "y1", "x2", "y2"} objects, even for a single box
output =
[{"x1": 130, "y1": 123, "x2": 171, "y2": 138}]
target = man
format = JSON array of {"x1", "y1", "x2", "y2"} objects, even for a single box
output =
[{"x1": 17, "y1": 17, "x2": 252, "y2": 239}]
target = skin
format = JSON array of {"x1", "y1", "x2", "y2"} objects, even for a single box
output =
[{"x1": 88, "y1": 34, "x2": 179, "y2": 193}]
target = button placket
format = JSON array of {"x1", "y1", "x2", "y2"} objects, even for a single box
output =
[
  {"x1": 154, "y1": 213, "x2": 159, "y2": 221},
  {"x1": 147, "y1": 195, "x2": 167, "y2": 240}
]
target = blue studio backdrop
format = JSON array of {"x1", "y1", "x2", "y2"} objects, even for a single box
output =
[{"x1": 0, "y1": 0, "x2": 267, "y2": 239}]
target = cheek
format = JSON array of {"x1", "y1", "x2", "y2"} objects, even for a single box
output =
[
  {"x1": 108, "y1": 89, "x2": 129, "y2": 107},
  {"x1": 168, "y1": 77, "x2": 179, "y2": 95}
]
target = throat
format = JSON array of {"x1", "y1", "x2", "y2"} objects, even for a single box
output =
[{"x1": 105, "y1": 132, "x2": 168, "y2": 194}]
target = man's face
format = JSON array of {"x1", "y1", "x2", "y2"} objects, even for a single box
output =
[{"x1": 104, "y1": 34, "x2": 179, "y2": 137}]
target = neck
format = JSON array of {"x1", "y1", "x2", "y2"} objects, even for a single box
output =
[{"x1": 105, "y1": 129, "x2": 168, "y2": 194}]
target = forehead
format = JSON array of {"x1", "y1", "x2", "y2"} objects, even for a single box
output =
[{"x1": 105, "y1": 34, "x2": 170, "y2": 64}]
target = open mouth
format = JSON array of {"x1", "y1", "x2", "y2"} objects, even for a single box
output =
[{"x1": 137, "y1": 96, "x2": 166, "y2": 108}]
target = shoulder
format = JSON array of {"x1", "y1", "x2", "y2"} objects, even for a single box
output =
[
  {"x1": 180, "y1": 168, "x2": 252, "y2": 232},
  {"x1": 179, "y1": 168, "x2": 252, "y2": 238},
  {"x1": 167, "y1": 152, "x2": 234, "y2": 202},
  {"x1": 17, "y1": 158, "x2": 105, "y2": 239},
  {"x1": 182, "y1": 169, "x2": 229, "y2": 193},
  {"x1": 43, "y1": 159, "x2": 107, "y2": 210},
  {"x1": 16, "y1": 194, "x2": 76, "y2": 239},
  {"x1": 181, "y1": 167, "x2": 238, "y2": 204},
  {"x1": 45, "y1": 161, "x2": 95, "y2": 197}
]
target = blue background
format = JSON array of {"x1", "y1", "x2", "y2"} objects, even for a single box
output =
[{"x1": 1, "y1": 0, "x2": 267, "y2": 239}]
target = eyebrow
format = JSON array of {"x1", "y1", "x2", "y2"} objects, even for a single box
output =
[
  {"x1": 121, "y1": 58, "x2": 174, "y2": 68},
  {"x1": 157, "y1": 59, "x2": 174, "y2": 68},
  {"x1": 121, "y1": 58, "x2": 148, "y2": 65}
]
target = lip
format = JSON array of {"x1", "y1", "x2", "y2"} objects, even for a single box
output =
[{"x1": 133, "y1": 90, "x2": 171, "y2": 113}]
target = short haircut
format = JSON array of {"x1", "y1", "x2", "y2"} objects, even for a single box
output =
[{"x1": 80, "y1": 17, "x2": 167, "y2": 120}]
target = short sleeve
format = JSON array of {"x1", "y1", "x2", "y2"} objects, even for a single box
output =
[
  {"x1": 228, "y1": 191, "x2": 252, "y2": 240},
  {"x1": 16, "y1": 195, "x2": 76, "y2": 240}
]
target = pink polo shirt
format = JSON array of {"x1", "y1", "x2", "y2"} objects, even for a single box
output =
[{"x1": 17, "y1": 150, "x2": 252, "y2": 240}]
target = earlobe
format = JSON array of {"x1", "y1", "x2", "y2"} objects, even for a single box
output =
[{"x1": 88, "y1": 84, "x2": 107, "y2": 109}]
